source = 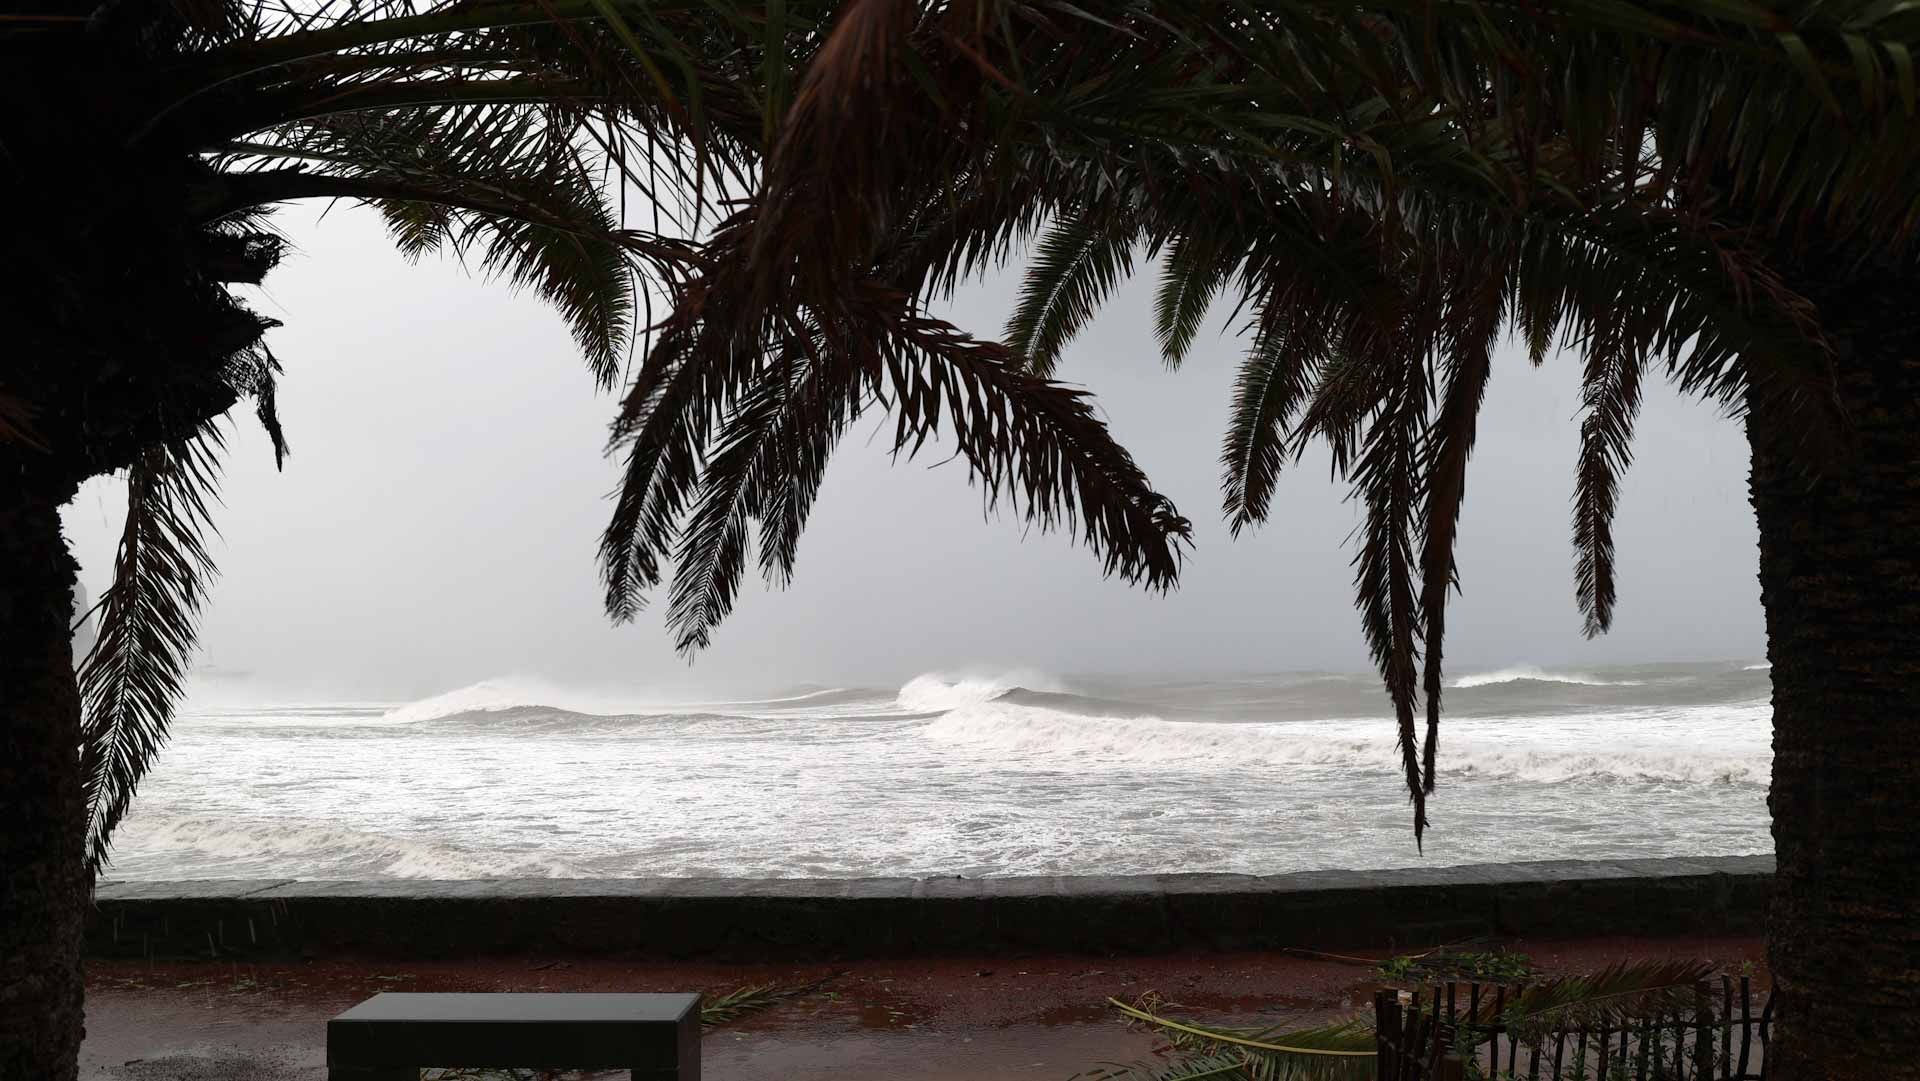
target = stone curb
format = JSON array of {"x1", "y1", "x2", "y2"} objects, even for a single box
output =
[{"x1": 86, "y1": 855, "x2": 1773, "y2": 961}]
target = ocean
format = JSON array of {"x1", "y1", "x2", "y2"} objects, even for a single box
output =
[{"x1": 103, "y1": 662, "x2": 1774, "y2": 881}]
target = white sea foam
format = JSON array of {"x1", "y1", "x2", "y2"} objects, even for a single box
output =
[
  {"x1": 1450, "y1": 665, "x2": 1644, "y2": 688},
  {"x1": 1743, "y1": 663, "x2": 1771, "y2": 671},
  {"x1": 919, "y1": 700, "x2": 1768, "y2": 785},
  {"x1": 112, "y1": 814, "x2": 584, "y2": 879},
  {"x1": 105, "y1": 664, "x2": 1776, "y2": 880}
]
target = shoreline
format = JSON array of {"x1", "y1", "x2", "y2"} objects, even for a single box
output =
[{"x1": 89, "y1": 854, "x2": 1772, "y2": 962}]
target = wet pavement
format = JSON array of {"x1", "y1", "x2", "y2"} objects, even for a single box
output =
[{"x1": 82, "y1": 936, "x2": 1765, "y2": 1080}]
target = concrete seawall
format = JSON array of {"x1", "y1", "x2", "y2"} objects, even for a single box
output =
[{"x1": 87, "y1": 855, "x2": 1773, "y2": 962}]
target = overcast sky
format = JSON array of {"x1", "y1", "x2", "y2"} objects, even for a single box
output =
[{"x1": 63, "y1": 204, "x2": 1766, "y2": 702}]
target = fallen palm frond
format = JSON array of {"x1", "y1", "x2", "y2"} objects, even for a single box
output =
[
  {"x1": 1081, "y1": 995, "x2": 1376, "y2": 1081},
  {"x1": 1275, "y1": 948, "x2": 1385, "y2": 968},
  {"x1": 1075, "y1": 1050, "x2": 1307, "y2": 1081},
  {"x1": 1077, "y1": 958, "x2": 1732, "y2": 1081},
  {"x1": 1495, "y1": 960, "x2": 1718, "y2": 1043},
  {"x1": 1377, "y1": 947, "x2": 1534, "y2": 985},
  {"x1": 701, "y1": 973, "x2": 839, "y2": 1028}
]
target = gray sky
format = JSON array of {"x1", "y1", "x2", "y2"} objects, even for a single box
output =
[{"x1": 64, "y1": 204, "x2": 1765, "y2": 701}]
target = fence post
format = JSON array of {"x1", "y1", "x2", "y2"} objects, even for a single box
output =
[
  {"x1": 1737, "y1": 976, "x2": 1753, "y2": 1078},
  {"x1": 1375, "y1": 990, "x2": 1402, "y2": 1081},
  {"x1": 1436, "y1": 1054, "x2": 1467, "y2": 1081},
  {"x1": 1692, "y1": 979, "x2": 1714, "y2": 1079}
]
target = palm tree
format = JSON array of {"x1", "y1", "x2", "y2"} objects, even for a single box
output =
[
  {"x1": 605, "y1": 4, "x2": 1920, "y2": 1078},
  {"x1": 0, "y1": 4, "x2": 1185, "y2": 1077}
]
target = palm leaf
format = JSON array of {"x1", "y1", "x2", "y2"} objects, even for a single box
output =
[
  {"x1": 1415, "y1": 261, "x2": 1504, "y2": 792},
  {"x1": 603, "y1": 189, "x2": 1191, "y2": 646},
  {"x1": 667, "y1": 329, "x2": 853, "y2": 653},
  {"x1": 1093, "y1": 997, "x2": 1376, "y2": 1081},
  {"x1": 1153, "y1": 233, "x2": 1236, "y2": 370},
  {"x1": 1572, "y1": 346, "x2": 1649, "y2": 638},
  {"x1": 226, "y1": 345, "x2": 290, "y2": 469},
  {"x1": 1074, "y1": 1053, "x2": 1270, "y2": 1081},
  {"x1": 1496, "y1": 960, "x2": 1719, "y2": 1043},
  {"x1": 754, "y1": 351, "x2": 863, "y2": 591},
  {"x1": 1005, "y1": 211, "x2": 1140, "y2": 376},
  {"x1": 1347, "y1": 342, "x2": 1432, "y2": 842},
  {"x1": 700, "y1": 974, "x2": 837, "y2": 1027},
  {"x1": 227, "y1": 111, "x2": 663, "y2": 389},
  {"x1": 77, "y1": 430, "x2": 225, "y2": 875},
  {"x1": 1218, "y1": 321, "x2": 1325, "y2": 536}
]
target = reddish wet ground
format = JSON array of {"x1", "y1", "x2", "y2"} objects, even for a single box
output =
[{"x1": 82, "y1": 935, "x2": 1765, "y2": 1080}]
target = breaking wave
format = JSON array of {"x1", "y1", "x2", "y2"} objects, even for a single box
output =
[
  {"x1": 894, "y1": 670, "x2": 1073, "y2": 713},
  {"x1": 381, "y1": 679, "x2": 884, "y2": 728},
  {"x1": 382, "y1": 678, "x2": 665, "y2": 723},
  {"x1": 1450, "y1": 666, "x2": 1645, "y2": 688}
]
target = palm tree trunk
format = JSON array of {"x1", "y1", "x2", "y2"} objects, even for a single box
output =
[
  {"x1": 1747, "y1": 255, "x2": 1920, "y2": 1081},
  {"x1": 0, "y1": 481, "x2": 87, "y2": 1081}
]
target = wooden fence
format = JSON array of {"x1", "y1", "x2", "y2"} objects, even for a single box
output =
[{"x1": 1373, "y1": 975, "x2": 1773, "y2": 1081}]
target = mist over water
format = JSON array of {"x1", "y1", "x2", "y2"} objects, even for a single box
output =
[{"x1": 105, "y1": 661, "x2": 1773, "y2": 880}]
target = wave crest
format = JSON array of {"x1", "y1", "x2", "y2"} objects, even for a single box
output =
[
  {"x1": 895, "y1": 670, "x2": 1070, "y2": 713},
  {"x1": 1450, "y1": 666, "x2": 1643, "y2": 689},
  {"x1": 382, "y1": 678, "x2": 662, "y2": 723}
]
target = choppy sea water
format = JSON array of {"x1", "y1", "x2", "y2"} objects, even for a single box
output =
[{"x1": 105, "y1": 662, "x2": 1774, "y2": 880}]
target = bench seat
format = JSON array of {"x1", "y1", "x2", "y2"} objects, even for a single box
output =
[{"x1": 326, "y1": 992, "x2": 700, "y2": 1080}]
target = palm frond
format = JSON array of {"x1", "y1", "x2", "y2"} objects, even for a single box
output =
[
  {"x1": 1094, "y1": 997, "x2": 1376, "y2": 1081},
  {"x1": 609, "y1": 263, "x2": 1191, "y2": 645},
  {"x1": 1415, "y1": 262, "x2": 1504, "y2": 792},
  {"x1": 1497, "y1": 960, "x2": 1718, "y2": 1042},
  {"x1": 1572, "y1": 347, "x2": 1648, "y2": 639},
  {"x1": 666, "y1": 328, "x2": 858, "y2": 653},
  {"x1": 227, "y1": 345, "x2": 290, "y2": 468},
  {"x1": 1154, "y1": 233, "x2": 1236, "y2": 370},
  {"x1": 471, "y1": 200, "x2": 636, "y2": 389},
  {"x1": 1347, "y1": 342, "x2": 1431, "y2": 843},
  {"x1": 876, "y1": 288, "x2": 1191, "y2": 590},
  {"x1": 1005, "y1": 211, "x2": 1140, "y2": 377},
  {"x1": 1074, "y1": 1052, "x2": 1264, "y2": 1081},
  {"x1": 700, "y1": 974, "x2": 837, "y2": 1027},
  {"x1": 225, "y1": 110, "x2": 680, "y2": 388},
  {"x1": 1218, "y1": 322, "x2": 1324, "y2": 536},
  {"x1": 598, "y1": 325, "x2": 713, "y2": 623},
  {"x1": 77, "y1": 429, "x2": 225, "y2": 875},
  {"x1": 755, "y1": 353, "x2": 863, "y2": 592}
]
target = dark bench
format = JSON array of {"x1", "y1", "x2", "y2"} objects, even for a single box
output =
[{"x1": 326, "y1": 992, "x2": 701, "y2": 1080}]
